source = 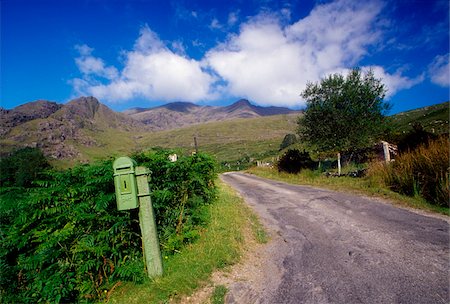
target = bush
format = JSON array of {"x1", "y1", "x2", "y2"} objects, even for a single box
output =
[
  {"x1": 133, "y1": 151, "x2": 217, "y2": 253},
  {"x1": 396, "y1": 123, "x2": 437, "y2": 153},
  {"x1": 367, "y1": 136, "x2": 449, "y2": 207},
  {"x1": 0, "y1": 147, "x2": 50, "y2": 187},
  {"x1": 279, "y1": 134, "x2": 298, "y2": 151},
  {"x1": 0, "y1": 151, "x2": 216, "y2": 303},
  {"x1": 277, "y1": 149, "x2": 316, "y2": 174}
]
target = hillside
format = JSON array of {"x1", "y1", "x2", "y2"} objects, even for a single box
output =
[
  {"x1": 0, "y1": 97, "x2": 299, "y2": 166},
  {"x1": 1, "y1": 97, "x2": 447, "y2": 168},
  {"x1": 390, "y1": 101, "x2": 449, "y2": 134},
  {"x1": 124, "y1": 99, "x2": 298, "y2": 130},
  {"x1": 0, "y1": 100, "x2": 62, "y2": 136},
  {"x1": 0, "y1": 97, "x2": 147, "y2": 160}
]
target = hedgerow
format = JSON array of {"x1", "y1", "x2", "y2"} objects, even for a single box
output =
[{"x1": 0, "y1": 150, "x2": 216, "y2": 303}]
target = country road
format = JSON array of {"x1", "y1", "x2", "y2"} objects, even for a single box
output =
[{"x1": 220, "y1": 172, "x2": 449, "y2": 304}]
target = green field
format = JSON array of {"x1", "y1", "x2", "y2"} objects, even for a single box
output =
[{"x1": 50, "y1": 113, "x2": 299, "y2": 168}]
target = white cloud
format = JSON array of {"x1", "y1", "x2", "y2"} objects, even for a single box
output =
[
  {"x1": 227, "y1": 11, "x2": 239, "y2": 27},
  {"x1": 209, "y1": 18, "x2": 222, "y2": 30},
  {"x1": 205, "y1": 0, "x2": 389, "y2": 107},
  {"x1": 362, "y1": 66, "x2": 424, "y2": 98},
  {"x1": 74, "y1": 44, "x2": 118, "y2": 80},
  {"x1": 428, "y1": 54, "x2": 449, "y2": 87},
  {"x1": 71, "y1": 0, "x2": 423, "y2": 107},
  {"x1": 73, "y1": 26, "x2": 216, "y2": 103}
]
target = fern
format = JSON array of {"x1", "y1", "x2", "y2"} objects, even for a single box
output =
[{"x1": 0, "y1": 153, "x2": 216, "y2": 302}]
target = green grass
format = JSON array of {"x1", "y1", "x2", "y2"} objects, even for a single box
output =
[
  {"x1": 108, "y1": 180, "x2": 265, "y2": 303},
  {"x1": 390, "y1": 101, "x2": 449, "y2": 134},
  {"x1": 247, "y1": 166, "x2": 449, "y2": 215},
  {"x1": 38, "y1": 113, "x2": 298, "y2": 168},
  {"x1": 211, "y1": 285, "x2": 228, "y2": 304},
  {"x1": 137, "y1": 114, "x2": 298, "y2": 161}
]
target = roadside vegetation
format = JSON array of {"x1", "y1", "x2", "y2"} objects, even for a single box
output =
[
  {"x1": 0, "y1": 149, "x2": 235, "y2": 303},
  {"x1": 109, "y1": 181, "x2": 259, "y2": 303},
  {"x1": 253, "y1": 68, "x2": 449, "y2": 214},
  {"x1": 0, "y1": 146, "x2": 266, "y2": 303}
]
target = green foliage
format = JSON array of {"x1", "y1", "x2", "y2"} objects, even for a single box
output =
[
  {"x1": 298, "y1": 68, "x2": 390, "y2": 154},
  {"x1": 277, "y1": 149, "x2": 316, "y2": 174},
  {"x1": 0, "y1": 147, "x2": 50, "y2": 187},
  {"x1": 0, "y1": 161, "x2": 144, "y2": 303},
  {"x1": 133, "y1": 151, "x2": 217, "y2": 254},
  {"x1": 279, "y1": 133, "x2": 298, "y2": 151},
  {"x1": 0, "y1": 151, "x2": 216, "y2": 303},
  {"x1": 109, "y1": 181, "x2": 250, "y2": 304}
]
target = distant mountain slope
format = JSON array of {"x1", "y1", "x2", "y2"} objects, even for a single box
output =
[
  {"x1": 124, "y1": 99, "x2": 299, "y2": 130},
  {"x1": 1, "y1": 97, "x2": 447, "y2": 165},
  {"x1": 0, "y1": 96, "x2": 147, "y2": 159},
  {"x1": 0, "y1": 100, "x2": 62, "y2": 136},
  {"x1": 390, "y1": 101, "x2": 449, "y2": 134}
]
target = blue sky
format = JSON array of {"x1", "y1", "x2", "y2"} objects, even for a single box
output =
[{"x1": 1, "y1": 0, "x2": 449, "y2": 113}]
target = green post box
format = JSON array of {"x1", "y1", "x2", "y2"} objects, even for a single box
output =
[{"x1": 113, "y1": 157, "x2": 139, "y2": 210}]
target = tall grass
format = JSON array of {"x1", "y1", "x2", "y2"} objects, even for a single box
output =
[{"x1": 367, "y1": 136, "x2": 449, "y2": 207}]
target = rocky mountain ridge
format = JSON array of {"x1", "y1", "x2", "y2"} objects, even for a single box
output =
[
  {"x1": 1, "y1": 97, "x2": 146, "y2": 159},
  {"x1": 124, "y1": 99, "x2": 298, "y2": 130},
  {"x1": 1, "y1": 97, "x2": 298, "y2": 159}
]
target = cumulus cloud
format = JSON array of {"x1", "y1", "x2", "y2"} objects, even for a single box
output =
[
  {"x1": 428, "y1": 54, "x2": 449, "y2": 87},
  {"x1": 71, "y1": 0, "x2": 423, "y2": 107},
  {"x1": 362, "y1": 66, "x2": 424, "y2": 98},
  {"x1": 74, "y1": 44, "x2": 118, "y2": 80},
  {"x1": 205, "y1": 0, "x2": 395, "y2": 107},
  {"x1": 73, "y1": 26, "x2": 216, "y2": 103}
]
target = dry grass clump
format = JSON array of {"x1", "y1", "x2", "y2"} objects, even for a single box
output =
[{"x1": 367, "y1": 136, "x2": 449, "y2": 207}]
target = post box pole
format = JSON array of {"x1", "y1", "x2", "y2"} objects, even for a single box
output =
[{"x1": 135, "y1": 167, "x2": 163, "y2": 278}]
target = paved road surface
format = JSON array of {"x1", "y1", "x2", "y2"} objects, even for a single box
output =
[{"x1": 221, "y1": 172, "x2": 449, "y2": 304}]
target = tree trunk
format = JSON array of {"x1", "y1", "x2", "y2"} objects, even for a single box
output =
[{"x1": 337, "y1": 152, "x2": 341, "y2": 176}]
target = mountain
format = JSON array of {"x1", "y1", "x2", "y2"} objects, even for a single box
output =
[
  {"x1": 2, "y1": 96, "x2": 446, "y2": 165},
  {"x1": 124, "y1": 99, "x2": 299, "y2": 130},
  {"x1": 0, "y1": 100, "x2": 62, "y2": 136},
  {"x1": 0, "y1": 97, "x2": 298, "y2": 161},
  {"x1": 0, "y1": 96, "x2": 147, "y2": 160}
]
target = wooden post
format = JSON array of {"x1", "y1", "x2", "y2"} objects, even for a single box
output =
[
  {"x1": 382, "y1": 141, "x2": 391, "y2": 162},
  {"x1": 194, "y1": 136, "x2": 198, "y2": 154},
  {"x1": 136, "y1": 167, "x2": 163, "y2": 278},
  {"x1": 337, "y1": 152, "x2": 341, "y2": 176}
]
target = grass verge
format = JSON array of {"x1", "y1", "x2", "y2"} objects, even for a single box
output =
[
  {"x1": 210, "y1": 285, "x2": 228, "y2": 304},
  {"x1": 247, "y1": 166, "x2": 449, "y2": 215},
  {"x1": 108, "y1": 180, "x2": 263, "y2": 303}
]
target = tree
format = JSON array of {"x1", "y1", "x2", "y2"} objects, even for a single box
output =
[
  {"x1": 298, "y1": 68, "x2": 390, "y2": 174},
  {"x1": 0, "y1": 147, "x2": 50, "y2": 187}
]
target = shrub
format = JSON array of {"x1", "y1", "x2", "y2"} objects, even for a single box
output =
[
  {"x1": 133, "y1": 151, "x2": 217, "y2": 253},
  {"x1": 279, "y1": 134, "x2": 298, "y2": 151},
  {"x1": 0, "y1": 161, "x2": 143, "y2": 303},
  {"x1": 0, "y1": 151, "x2": 216, "y2": 303},
  {"x1": 396, "y1": 123, "x2": 437, "y2": 153},
  {"x1": 0, "y1": 147, "x2": 50, "y2": 187},
  {"x1": 367, "y1": 136, "x2": 449, "y2": 207},
  {"x1": 277, "y1": 149, "x2": 316, "y2": 174}
]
